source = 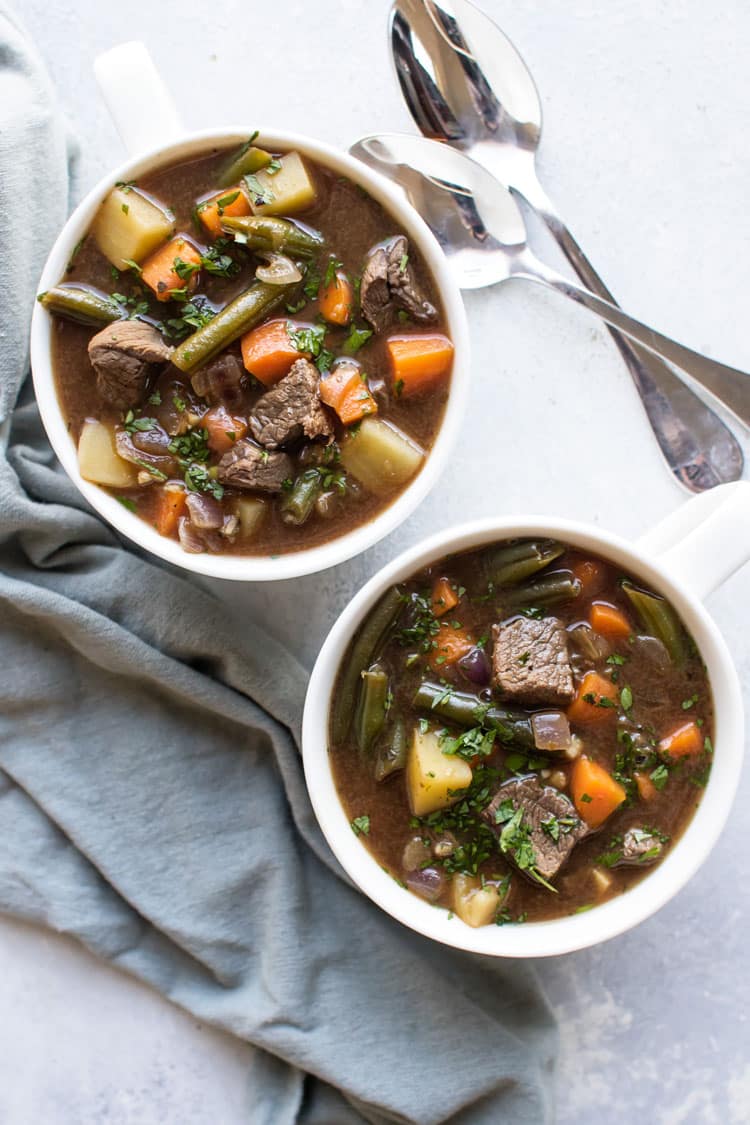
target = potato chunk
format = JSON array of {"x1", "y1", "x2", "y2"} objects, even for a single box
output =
[
  {"x1": 406, "y1": 727, "x2": 472, "y2": 817},
  {"x1": 234, "y1": 497, "x2": 267, "y2": 540},
  {"x1": 78, "y1": 419, "x2": 137, "y2": 488},
  {"x1": 93, "y1": 186, "x2": 174, "y2": 269},
  {"x1": 340, "y1": 417, "x2": 424, "y2": 497},
  {"x1": 452, "y1": 874, "x2": 502, "y2": 928},
  {"x1": 248, "y1": 152, "x2": 317, "y2": 216}
]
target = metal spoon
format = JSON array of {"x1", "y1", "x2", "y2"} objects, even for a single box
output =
[
  {"x1": 389, "y1": 0, "x2": 743, "y2": 491},
  {"x1": 352, "y1": 133, "x2": 750, "y2": 431}
]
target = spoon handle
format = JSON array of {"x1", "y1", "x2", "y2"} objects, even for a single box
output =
[
  {"x1": 519, "y1": 252, "x2": 750, "y2": 430},
  {"x1": 518, "y1": 179, "x2": 743, "y2": 490}
]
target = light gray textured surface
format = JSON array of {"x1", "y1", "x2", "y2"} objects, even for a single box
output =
[{"x1": 3, "y1": 0, "x2": 750, "y2": 1122}]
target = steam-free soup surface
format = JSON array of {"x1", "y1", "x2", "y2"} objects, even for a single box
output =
[
  {"x1": 330, "y1": 539, "x2": 713, "y2": 926},
  {"x1": 43, "y1": 139, "x2": 453, "y2": 556}
]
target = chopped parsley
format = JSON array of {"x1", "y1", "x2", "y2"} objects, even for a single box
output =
[
  {"x1": 163, "y1": 297, "x2": 215, "y2": 339},
  {"x1": 184, "y1": 462, "x2": 224, "y2": 500},
  {"x1": 116, "y1": 496, "x2": 137, "y2": 512},
  {"x1": 350, "y1": 815, "x2": 371, "y2": 837},
  {"x1": 498, "y1": 807, "x2": 556, "y2": 892},
  {"x1": 620, "y1": 685, "x2": 633, "y2": 711},
  {"x1": 286, "y1": 321, "x2": 334, "y2": 374},
  {"x1": 324, "y1": 256, "x2": 344, "y2": 287},
  {"x1": 148, "y1": 390, "x2": 162, "y2": 406},
  {"x1": 649, "y1": 764, "x2": 669, "y2": 790},
  {"x1": 243, "y1": 172, "x2": 274, "y2": 206},
  {"x1": 440, "y1": 725, "x2": 496, "y2": 762},
  {"x1": 123, "y1": 411, "x2": 157, "y2": 434},
  {"x1": 681, "y1": 693, "x2": 699, "y2": 710},
  {"x1": 168, "y1": 427, "x2": 210, "y2": 463},
  {"x1": 343, "y1": 323, "x2": 373, "y2": 353}
]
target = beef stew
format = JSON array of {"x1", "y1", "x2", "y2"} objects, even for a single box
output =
[
  {"x1": 40, "y1": 138, "x2": 453, "y2": 556},
  {"x1": 329, "y1": 538, "x2": 714, "y2": 926}
]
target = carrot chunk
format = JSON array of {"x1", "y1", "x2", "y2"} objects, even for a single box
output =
[
  {"x1": 589, "y1": 601, "x2": 632, "y2": 640},
  {"x1": 141, "y1": 236, "x2": 202, "y2": 303},
  {"x1": 634, "y1": 770, "x2": 657, "y2": 801},
  {"x1": 203, "y1": 406, "x2": 248, "y2": 455},
  {"x1": 427, "y1": 623, "x2": 474, "y2": 671},
  {"x1": 571, "y1": 558, "x2": 608, "y2": 600},
  {"x1": 197, "y1": 187, "x2": 251, "y2": 239},
  {"x1": 658, "y1": 720, "x2": 703, "y2": 758},
  {"x1": 319, "y1": 364, "x2": 377, "y2": 425},
  {"x1": 386, "y1": 333, "x2": 454, "y2": 398},
  {"x1": 431, "y1": 576, "x2": 459, "y2": 618},
  {"x1": 571, "y1": 756, "x2": 627, "y2": 828},
  {"x1": 319, "y1": 268, "x2": 354, "y2": 326},
  {"x1": 154, "y1": 485, "x2": 187, "y2": 536},
  {"x1": 567, "y1": 671, "x2": 619, "y2": 725},
  {"x1": 240, "y1": 319, "x2": 308, "y2": 386}
]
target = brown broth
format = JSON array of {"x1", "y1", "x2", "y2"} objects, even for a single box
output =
[
  {"x1": 329, "y1": 540, "x2": 714, "y2": 924},
  {"x1": 51, "y1": 145, "x2": 451, "y2": 556}
]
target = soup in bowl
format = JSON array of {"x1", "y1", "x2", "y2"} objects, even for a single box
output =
[
  {"x1": 30, "y1": 44, "x2": 469, "y2": 580},
  {"x1": 302, "y1": 487, "x2": 749, "y2": 956}
]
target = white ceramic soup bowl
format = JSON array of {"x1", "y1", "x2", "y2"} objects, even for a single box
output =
[
  {"x1": 303, "y1": 482, "x2": 750, "y2": 957},
  {"x1": 29, "y1": 43, "x2": 469, "y2": 581}
]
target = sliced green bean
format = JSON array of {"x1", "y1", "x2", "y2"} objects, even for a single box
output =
[
  {"x1": 217, "y1": 142, "x2": 272, "y2": 188},
  {"x1": 280, "y1": 469, "x2": 322, "y2": 527},
  {"x1": 498, "y1": 571, "x2": 581, "y2": 613},
  {"x1": 375, "y1": 717, "x2": 408, "y2": 781},
  {"x1": 221, "y1": 215, "x2": 324, "y2": 259},
  {"x1": 171, "y1": 280, "x2": 294, "y2": 373},
  {"x1": 482, "y1": 539, "x2": 564, "y2": 587},
  {"x1": 413, "y1": 681, "x2": 534, "y2": 749},
  {"x1": 354, "y1": 664, "x2": 389, "y2": 755},
  {"x1": 330, "y1": 586, "x2": 404, "y2": 744},
  {"x1": 37, "y1": 285, "x2": 122, "y2": 327},
  {"x1": 622, "y1": 582, "x2": 687, "y2": 665}
]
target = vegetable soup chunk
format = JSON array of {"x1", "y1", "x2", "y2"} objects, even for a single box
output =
[
  {"x1": 42, "y1": 138, "x2": 453, "y2": 557},
  {"x1": 328, "y1": 538, "x2": 714, "y2": 925}
]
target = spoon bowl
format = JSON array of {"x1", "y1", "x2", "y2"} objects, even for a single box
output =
[
  {"x1": 352, "y1": 133, "x2": 750, "y2": 430},
  {"x1": 389, "y1": 0, "x2": 744, "y2": 491}
]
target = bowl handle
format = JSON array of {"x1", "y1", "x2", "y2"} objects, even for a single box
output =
[
  {"x1": 93, "y1": 41, "x2": 185, "y2": 158},
  {"x1": 637, "y1": 481, "x2": 750, "y2": 601}
]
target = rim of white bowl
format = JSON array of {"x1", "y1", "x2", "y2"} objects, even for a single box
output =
[
  {"x1": 30, "y1": 128, "x2": 470, "y2": 581},
  {"x1": 302, "y1": 515, "x2": 744, "y2": 957}
]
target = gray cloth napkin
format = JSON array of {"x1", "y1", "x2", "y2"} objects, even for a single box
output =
[{"x1": 0, "y1": 10, "x2": 557, "y2": 1123}]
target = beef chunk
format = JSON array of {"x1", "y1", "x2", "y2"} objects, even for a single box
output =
[
  {"x1": 88, "y1": 320, "x2": 173, "y2": 409},
  {"x1": 360, "y1": 236, "x2": 437, "y2": 333},
  {"x1": 190, "y1": 351, "x2": 246, "y2": 408},
  {"x1": 492, "y1": 616, "x2": 575, "y2": 707},
  {"x1": 249, "y1": 358, "x2": 333, "y2": 448},
  {"x1": 217, "y1": 440, "x2": 293, "y2": 492},
  {"x1": 615, "y1": 827, "x2": 665, "y2": 867},
  {"x1": 483, "y1": 775, "x2": 588, "y2": 882}
]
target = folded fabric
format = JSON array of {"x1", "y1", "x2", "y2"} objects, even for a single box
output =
[{"x1": 0, "y1": 8, "x2": 557, "y2": 1122}]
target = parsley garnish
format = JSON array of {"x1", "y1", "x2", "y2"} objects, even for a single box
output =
[
  {"x1": 344, "y1": 324, "x2": 373, "y2": 353},
  {"x1": 123, "y1": 411, "x2": 157, "y2": 434},
  {"x1": 243, "y1": 172, "x2": 274, "y2": 206},
  {"x1": 650, "y1": 764, "x2": 669, "y2": 790},
  {"x1": 351, "y1": 815, "x2": 371, "y2": 836},
  {"x1": 116, "y1": 496, "x2": 137, "y2": 512},
  {"x1": 681, "y1": 693, "x2": 699, "y2": 710}
]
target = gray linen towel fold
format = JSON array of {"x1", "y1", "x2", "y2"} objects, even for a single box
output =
[{"x1": 0, "y1": 9, "x2": 557, "y2": 1122}]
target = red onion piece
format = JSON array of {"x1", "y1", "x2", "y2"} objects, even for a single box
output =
[
  {"x1": 405, "y1": 866, "x2": 446, "y2": 903},
  {"x1": 186, "y1": 491, "x2": 224, "y2": 530},
  {"x1": 177, "y1": 516, "x2": 205, "y2": 554},
  {"x1": 115, "y1": 428, "x2": 175, "y2": 475},
  {"x1": 255, "y1": 252, "x2": 302, "y2": 285},
  {"x1": 457, "y1": 645, "x2": 491, "y2": 686},
  {"x1": 531, "y1": 710, "x2": 572, "y2": 753}
]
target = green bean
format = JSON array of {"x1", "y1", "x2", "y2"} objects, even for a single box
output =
[
  {"x1": 221, "y1": 215, "x2": 324, "y2": 259},
  {"x1": 217, "y1": 142, "x2": 272, "y2": 188},
  {"x1": 280, "y1": 469, "x2": 322, "y2": 527},
  {"x1": 375, "y1": 717, "x2": 408, "y2": 781},
  {"x1": 622, "y1": 582, "x2": 687, "y2": 665},
  {"x1": 354, "y1": 664, "x2": 389, "y2": 755},
  {"x1": 498, "y1": 571, "x2": 581, "y2": 612},
  {"x1": 171, "y1": 280, "x2": 294, "y2": 373},
  {"x1": 482, "y1": 539, "x2": 565, "y2": 587},
  {"x1": 37, "y1": 285, "x2": 122, "y2": 327},
  {"x1": 330, "y1": 585, "x2": 404, "y2": 744},
  {"x1": 413, "y1": 681, "x2": 534, "y2": 749}
]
